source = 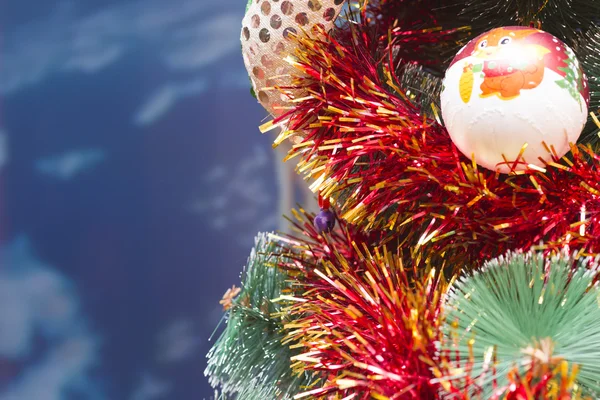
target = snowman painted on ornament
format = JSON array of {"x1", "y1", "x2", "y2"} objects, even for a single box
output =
[{"x1": 441, "y1": 26, "x2": 590, "y2": 173}]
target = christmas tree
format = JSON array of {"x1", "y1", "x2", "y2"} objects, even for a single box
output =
[{"x1": 206, "y1": 0, "x2": 600, "y2": 398}]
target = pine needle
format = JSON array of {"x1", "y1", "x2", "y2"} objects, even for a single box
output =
[
  {"x1": 440, "y1": 251, "x2": 600, "y2": 398},
  {"x1": 205, "y1": 233, "x2": 314, "y2": 399}
]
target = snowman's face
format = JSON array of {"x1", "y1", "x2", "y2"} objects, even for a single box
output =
[{"x1": 472, "y1": 28, "x2": 536, "y2": 60}]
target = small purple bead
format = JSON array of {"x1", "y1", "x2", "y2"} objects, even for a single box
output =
[{"x1": 314, "y1": 209, "x2": 336, "y2": 234}]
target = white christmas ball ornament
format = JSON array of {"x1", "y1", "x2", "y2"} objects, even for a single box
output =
[{"x1": 440, "y1": 26, "x2": 589, "y2": 173}]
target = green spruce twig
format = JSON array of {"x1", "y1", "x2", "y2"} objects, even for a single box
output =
[
  {"x1": 574, "y1": 25, "x2": 600, "y2": 145},
  {"x1": 205, "y1": 233, "x2": 314, "y2": 400},
  {"x1": 453, "y1": 0, "x2": 600, "y2": 45},
  {"x1": 439, "y1": 250, "x2": 600, "y2": 398}
]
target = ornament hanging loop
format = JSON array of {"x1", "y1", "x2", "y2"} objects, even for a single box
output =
[{"x1": 528, "y1": 20, "x2": 542, "y2": 30}]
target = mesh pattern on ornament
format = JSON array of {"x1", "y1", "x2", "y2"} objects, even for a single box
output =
[{"x1": 241, "y1": 0, "x2": 344, "y2": 116}]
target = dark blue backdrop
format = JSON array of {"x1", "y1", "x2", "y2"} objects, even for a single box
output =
[{"x1": 0, "y1": 0, "x2": 280, "y2": 398}]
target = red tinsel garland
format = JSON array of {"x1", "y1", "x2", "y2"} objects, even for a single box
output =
[
  {"x1": 273, "y1": 209, "x2": 446, "y2": 399},
  {"x1": 268, "y1": 212, "x2": 585, "y2": 399},
  {"x1": 340, "y1": 0, "x2": 469, "y2": 73},
  {"x1": 266, "y1": 24, "x2": 600, "y2": 272}
]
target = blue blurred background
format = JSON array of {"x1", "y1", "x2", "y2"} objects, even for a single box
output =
[{"x1": 0, "y1": 0, "x2": 304, "y2": 398}]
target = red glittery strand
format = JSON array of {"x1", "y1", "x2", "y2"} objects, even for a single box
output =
[
  {"x1": 497, "y1": 362, "x2": 583, "y2": 400},
  {"x1": 268, "y1": 21, "x2": 600, "y2": 273},
  {"x1": 334, "y1": 0, "x2": 470, "y2": 73},
  {"x1": 272, "y1": 209, "x2": 447, "y2": 399}
]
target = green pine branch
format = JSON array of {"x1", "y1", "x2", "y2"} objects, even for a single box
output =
[
  {"x1": 577, "y1": 25, "x2": 600, "y2": 111},
  {"x1": 397, "y1": 63, "x2": 443, "y2": 112},
  {"x1": 205, "y1": 233, "x2": 314, "y2": 400},
  {"x1": 450, "y1": 0, "x2": 600, "y2": 45},
  {"x1": 573, "y1": 25, "x2": 600, "y2": 146},
  {"x1": 440, "y1": 250, "x2": 600, "y2": 398}
]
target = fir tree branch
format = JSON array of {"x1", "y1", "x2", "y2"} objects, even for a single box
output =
[
  {"x1": 205, "y1": 233, "x2": 314, "y2": 400},
  {"x1": 574, "y1": 25, "x2": 600, "y2": 145},
  {"x1": 440, "y1": 251, "x2": 600, "y2": 398},
  {"x1": 397, "y1": 63, "x2": 443, "y2": 112},
  {"x1": 454, "y1": 0, "x2": 600, "y2": 45}
]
